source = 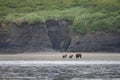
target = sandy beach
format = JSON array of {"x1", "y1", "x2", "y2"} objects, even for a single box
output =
[{"x1": 0, "y1": 52, "x2": 120, "y2": 61}]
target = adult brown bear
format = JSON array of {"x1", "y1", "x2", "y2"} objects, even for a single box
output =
[{"x1": 76, "y1": 53, "x2": 82, "y2": 58}]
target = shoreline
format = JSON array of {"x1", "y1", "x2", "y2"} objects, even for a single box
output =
[{"x1": 0, "y1": 52, "x2": 120, "y2": 61}]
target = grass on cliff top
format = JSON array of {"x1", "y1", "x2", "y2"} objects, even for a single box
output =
[{"x1": 0, "y1": 0, "x2": 120, "y2": 34}]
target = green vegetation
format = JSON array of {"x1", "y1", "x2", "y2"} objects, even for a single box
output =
[{"x1": 0, "y1": 0, "x2": 120, "y2": 33}]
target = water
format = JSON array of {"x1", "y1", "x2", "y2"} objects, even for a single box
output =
[{"x1": 0, "y1": 61, "x2": 120, "y2": 80}]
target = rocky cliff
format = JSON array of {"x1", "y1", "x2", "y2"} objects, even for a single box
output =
[
  {"x1": 0, "y1": 20, "x2": 120, "y2": 53},
  {"x1": 68, "y1": 32, "x2": 120, "y2": 52}
]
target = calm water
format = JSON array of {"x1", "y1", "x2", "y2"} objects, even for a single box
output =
[{"x1": 0, "y1": 61, "x2": 120, "y2": 80}]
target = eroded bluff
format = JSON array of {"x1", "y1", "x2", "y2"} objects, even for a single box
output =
[
  {"x1": 0, "y1": 19, "x2": 72, "y2": 53},
  {"x1": 0, "y1": 20, "x2": 120, "y2": 53}
]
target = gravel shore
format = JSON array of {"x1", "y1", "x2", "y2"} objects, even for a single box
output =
[{"x1": 0, "y1": 52, "x2": 120, "y2": 61}]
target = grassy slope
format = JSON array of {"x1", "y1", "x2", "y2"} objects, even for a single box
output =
[{"x1": 0, "y1": 0, "x2": 120, "y2": 34}]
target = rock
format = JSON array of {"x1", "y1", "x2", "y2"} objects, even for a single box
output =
[
  {"x1": 0, "y1": 22, "x2": 53, "y2": 53},
  {"x1": 0, "y1": 19, "x2": 72, "y2": 53},
  {"x1": 46, "y1": 19, "x2": 72, "y2": 51},
  {"x1": 67, "y1": 32, "x2": 120, "y2": 52},
  {"x1": 0, "y1": 20, "x2": 120, "y2": 53}
]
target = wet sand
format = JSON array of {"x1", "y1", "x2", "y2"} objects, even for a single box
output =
[{"x1": 0, "y1": 52, "x2": 120, "y2": 61}]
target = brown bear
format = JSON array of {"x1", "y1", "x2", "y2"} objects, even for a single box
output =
[
  {"x1": 62, "y1": 54, "x2": 67, "y2": 58},
  {"x1": 69, "y1": 55, "x2": 74, "y2": 58},
  {"x1": 76, "y1": 53, "x2": 82, "y2": 58}
]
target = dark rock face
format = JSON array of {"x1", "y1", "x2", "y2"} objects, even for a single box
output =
[
  {"x1": 67, "y1": 32, "x2": 120, "y2": 52},
  {"x1": 46, "y1": 19, "x2": 72, "y2": 51},
  {"x1": 0, "y1": 23, "x2": 10, "y2": 49},
  {"x1": 0, "y1": 20, "x2": 72, "y2": 53},
  {"x1": 0, "y1": 20, "x2": 120, "y2": 53},
  {"x1": 0, "y1": 22, "x2": 53, "y2": 53}
]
